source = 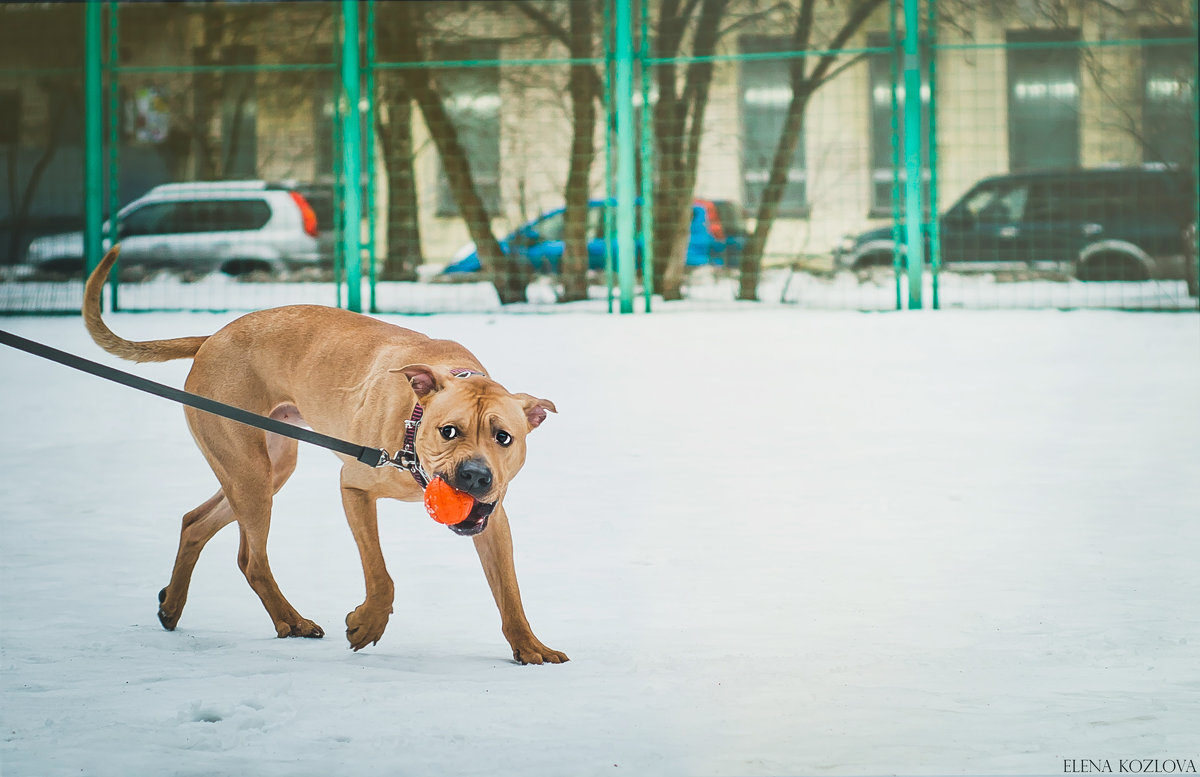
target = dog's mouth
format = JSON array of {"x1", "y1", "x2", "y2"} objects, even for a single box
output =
[{"x1": 449, "y1": 500, "x2": 494, "y2": 537}]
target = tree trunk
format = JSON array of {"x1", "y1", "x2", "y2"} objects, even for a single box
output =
[
  {"x1": 650, "y1": 0, "x2": 727, "y2": 301},
  {"x1": 7, "y1": 83, "x2": 69, "y2": 266},
  {"x1": 392, "y1": 4, "x2": 526, "y2": 304},
  {"x1": 560, "y1": 1, "x2": 596, "y2": 303},
  {"x1": 738, "y1": 90, "x2": 811, "y2": 300},
  {"x1": 373, "y1": 4, "x2": 425, "y2": 282},
  {"x1": 374, "y1": 90, "x2": 421, "y2": 281},
  {"x1": 192, "y1": 8, "x2": 224, "y2": 180},
  {"x1": 737, "y1": 0, "x2": 887, "y2": 300}
]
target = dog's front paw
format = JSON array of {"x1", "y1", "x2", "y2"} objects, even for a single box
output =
[
  {"x1": 509, "y1": 637, "x2": 569, "y2": 666},
  {"x1": 274, "y1": 618, "x2": 324, "y2": 639},
  {"x1": 345, "y1": 603, "x2": 392, "y2": 651}
]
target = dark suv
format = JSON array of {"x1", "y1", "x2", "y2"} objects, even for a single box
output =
[{"x1": 836, "y1": 166, "x2": 1195, "y2": 284}]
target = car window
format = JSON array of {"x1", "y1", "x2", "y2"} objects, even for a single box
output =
[
  {"x1": 170, "y1": 199, "x2": 270, "y2": 233},
  {"x1": 964, "y1": 182, "x2": 1028, "y2": 222},
  {"x1": 596, "y1": 204, "x2": 646, "y2": 238},
  {"x1": 535, "y1": 211, "x2": 565, "y2": 242},
  {"x1": 120, "y1": 202, "x2": 176, "y2": 236},
  {"x1": 1024, "y1": 181, "x2": 1066, "y2": 221},
  {"x1": 221, "y1": 199, "x2": 271, "y2": 231},
  {"x1": 961, "y1": 184, "x2": 1001, "y2": 218}
]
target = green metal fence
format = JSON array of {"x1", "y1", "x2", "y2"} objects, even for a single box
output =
[{"x1": 1, "y1": 0, "x2": 1196, "y2": 315}]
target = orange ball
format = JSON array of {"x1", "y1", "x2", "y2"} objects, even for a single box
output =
[{"x1": 424, "y1": 476, "x2": 476, "y2": 525}]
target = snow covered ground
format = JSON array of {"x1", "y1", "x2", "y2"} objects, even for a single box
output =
[
  {"x1": 3, "y1": 267, "x2": 1196, "y2": 314},
  {"x1": 1, "y1": 306, "x2": 1198, "y2": 776}
]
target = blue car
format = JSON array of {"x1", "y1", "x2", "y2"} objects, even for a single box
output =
[{"x1": 443, "y1": 199, "x2": 744, "y2": 274}]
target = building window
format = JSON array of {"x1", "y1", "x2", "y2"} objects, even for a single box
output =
[
  {"x1": 1142, "y1": 28, "x2": 1195, "y2": 169},
  {"x1": 740, "y1": 36, "x2": 807, "y2": 218},
  {"x1": 434, "y1": 41, "x2": 501, "y2": 218},
  {"x1": 1006, "y1": 29, "x2": 1081, "y2": 171},
  {"x1": 867, "y1": 32, "x2": 931, "y2": 216}
]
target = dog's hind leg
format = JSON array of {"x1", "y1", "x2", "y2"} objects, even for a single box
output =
[
  {"x1": 157, "y1": 489, "x2": 235, "y2": 630},
  {"x1": 156, "y1": 423, "x2": 301, "y2": 632},
  {"x1": 169, "y1": 394, "x2": 321, "y2": 638},
  {"x1": 224, "y1": 428, "x2": 322, "y2": 639}
]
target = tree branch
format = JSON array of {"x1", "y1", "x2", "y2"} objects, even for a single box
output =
[
  {"x1": 806, "y1": 0, "x2": 887, "y2": 87},
  {"x1": 512, "y1": 0, "x2": 605, "y2": 103}
]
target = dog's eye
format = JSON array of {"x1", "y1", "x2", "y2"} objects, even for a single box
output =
[
  {"x1": 439, "y1": 425, "x2": 459, "y2": 440},
  {"x1": 495, "y1": 430, "x2": 513, "y2": 447}
]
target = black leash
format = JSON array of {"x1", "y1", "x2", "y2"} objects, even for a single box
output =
[{"x1": 0, "y1": 328, "x2": 396, "y2": 470}]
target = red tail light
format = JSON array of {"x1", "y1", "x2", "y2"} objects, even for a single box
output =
[
  {"x1": 698, "y1": 199, "x2": 725, "y2": 241},
  {"x1": 289, "y1": 191, "x2": 319, "y2": 238}
]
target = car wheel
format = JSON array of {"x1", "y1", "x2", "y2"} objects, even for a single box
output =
[
  {"x1": 221, "y1": 259, "x2": 273, "y2": 276},
  {"x1": 1077, "y1": 252, "x2": 1149, "y2": 282}
]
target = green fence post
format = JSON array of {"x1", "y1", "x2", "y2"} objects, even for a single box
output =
[
  {"x1": 83, "y1": 2, "x2": 103, "y2": 285},
  {"x1": 1193, "y1": 0, "x2": 1199, "y2": 306},
  {"x1": 638, "y1": 0, "x2": 654, "y2": 313},
  {"x1": 365, "y1": 0, "x2": 377, "y2": 313},
  {"x1": 889, "y1": 0, "x2": 902, "y2": 311},
  {"x1": 107, "y1": 1, "x2": 121, "y2": 311},
  {"x1": 340, "y1": 0, "x2": 363, "y2": 313},
  {"x1": 902, "y1": 0, "x2": 925, "y2": 309},
  {"x1": 614, "y1": 0, "x2": 636, "y2": 314},
  {"x1": 603, "y1": 0, "x2": 616, "y2": 314},
  {"x1": 926, "y1": 0, "x2": 940, "y2": 310}
]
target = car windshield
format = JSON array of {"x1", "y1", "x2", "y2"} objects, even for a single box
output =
[
  {"x1": 961, "y1": 182, "x2": 1028, "y2": 222},
  {"x1": 120, "y1": 202, "x2": 176, "y2": 236},
  {"x1": 534, "y1": 211, "x2": 565, "y2": 242}
]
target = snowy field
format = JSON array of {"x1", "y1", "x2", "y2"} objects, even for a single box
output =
[{"x1": 1, "y1": 306, "x2": 1198, "y2": 776}]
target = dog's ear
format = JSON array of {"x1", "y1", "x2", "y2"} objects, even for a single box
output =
[
  {"x1": 514, "y1": 393, "x2": 557, "y2": 430},
  {"x1": 392, "y1": 364, "x2": 442, "y2": 399}
]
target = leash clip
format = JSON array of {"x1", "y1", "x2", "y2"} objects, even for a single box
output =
[{"x1": 395, "y1": 448, "x2": 419, "y2": 470}]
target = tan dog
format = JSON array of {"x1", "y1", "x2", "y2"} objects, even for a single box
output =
[{"x1": 82, "y1": 248, "x2": 567, "y2": 664}]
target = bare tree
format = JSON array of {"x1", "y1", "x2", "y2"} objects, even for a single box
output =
[
  {"x1": 190, "y1": 4, "x2": 271, "y2": 180},
  {"x1": 560, "y1": 2, "x2": 598, "y2": 302},
  {"x1": 513, "y1": 0, "x2": 599, "y2": 302},
  {"x1": 390, "y1": 3, "x2": 528, "y2": 304},
  {"x1": 737, "y1": 0, "x2": 885, "y2": 301},
  {"x1": 374, "y1": 4, "x2": 424, "y2": 281},
  {"x1": 6, "y1": 80, "x2": 75, "y2": 266},
  {"x1": 652, "y1": 0, "x2": 730, "y2": 300}
]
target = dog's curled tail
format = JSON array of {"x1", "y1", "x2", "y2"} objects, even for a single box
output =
[{"x1": 83, "y1": 246, "x2": 209, "y2": 363}]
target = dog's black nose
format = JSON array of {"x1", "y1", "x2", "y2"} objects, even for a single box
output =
[{"x1": 455, "y1": 459, "x2": 493, "y2": 498}]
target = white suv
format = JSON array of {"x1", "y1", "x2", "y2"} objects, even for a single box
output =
[{"x1": 25, "y1": 181, "x2": 331, "y2": 276}]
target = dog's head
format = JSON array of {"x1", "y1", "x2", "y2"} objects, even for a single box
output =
[{"x1": 394, "y1": 364, "x2": 555, "y2": 536}]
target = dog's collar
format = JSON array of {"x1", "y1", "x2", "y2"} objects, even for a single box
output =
[
  {"x1": 396, "y1": 404, "x2": 430, "y2": 488},
  {"x1": 394, "y1": 368, "x2": 486, "y2": 489}
]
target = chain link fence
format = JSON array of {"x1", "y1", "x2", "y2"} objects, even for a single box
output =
[{"x1": 2, "y1": 1, "x2": 1196, "y2": 314}]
